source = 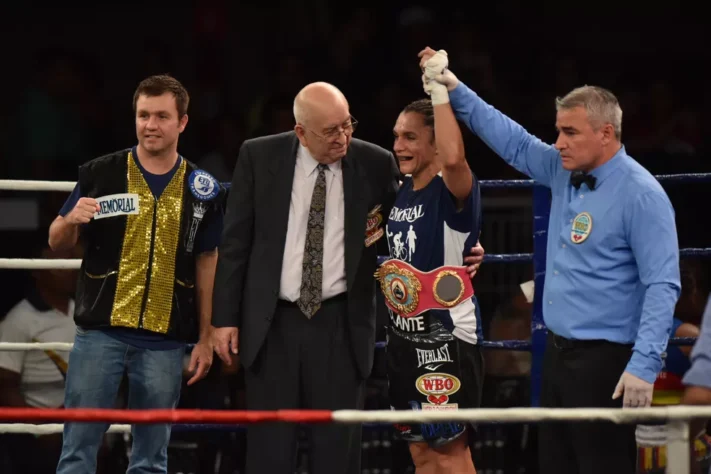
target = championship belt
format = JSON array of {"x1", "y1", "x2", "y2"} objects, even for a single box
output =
[{"x1": 375, "y1": 259, "x2": 474, "y2": 318}]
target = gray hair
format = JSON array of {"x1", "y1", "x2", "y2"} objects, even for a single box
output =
[{"x1": 555, "y1": 85, "x2": 622, "y2": 140}]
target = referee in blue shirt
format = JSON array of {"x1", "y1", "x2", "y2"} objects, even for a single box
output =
[{"x1": 418, "y1": 48, "x2": 681, "y2": 474}]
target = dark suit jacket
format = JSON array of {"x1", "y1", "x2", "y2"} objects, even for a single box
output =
[{"x1": 212, "y1": 131, "x2": 399, "y2": 379}]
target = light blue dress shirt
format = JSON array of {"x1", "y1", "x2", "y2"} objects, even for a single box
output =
[
  {"x1": 683, "y1": 293, "x2": 711, "y2": 388},
  {"x1": 448, "y1": 82, "x2": 681, "y2": 383}
]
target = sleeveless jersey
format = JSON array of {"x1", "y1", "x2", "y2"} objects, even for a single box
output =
[{"x1": 385, "y1": 174, "x2": 483, "y2": 344}]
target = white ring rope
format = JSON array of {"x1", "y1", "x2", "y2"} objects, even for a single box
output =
[
  {"x1": 334, "y1": 405, "x2": 711, "y2": 424},
  {"x1": 0, "y1": 423, "x2": 132, "y2": 434},
  {"x1": 0, "y1": 259, "x2": 81, "y2": 270},
  {"x1": 0, "y1": 342, "x2": 74, "y2": 351},
  {"x1": 0, "y1": 180, "x2": 76, "y2": 192}
]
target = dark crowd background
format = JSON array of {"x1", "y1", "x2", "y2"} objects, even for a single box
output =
[{"x1": 0, "y1": 2, "x2": 709, "y2": 473}]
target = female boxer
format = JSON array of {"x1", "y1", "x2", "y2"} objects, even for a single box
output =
[{"x1": 378, "y1": 74, "x2": 482, "y2": 473}]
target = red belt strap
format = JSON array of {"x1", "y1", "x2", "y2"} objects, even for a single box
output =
[{"x1": 375, "y1": 259, "x2": 474, "y2": 318}]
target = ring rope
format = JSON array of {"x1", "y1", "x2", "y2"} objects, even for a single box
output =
[
  {"x1": 0, "y1": 336, "x2": 696, "y2": 352},
  {"x1": 0, "y1": 407, "x2": 333, "y2": 424},
  {"x1": 1, "y1": 173, "x2": 710, "y2": 193},
  {"x1": 0, "y1": 423, "x2": 133, "y2": 435},
  {"x1": 1, "y1": 247, "x2": 708, "y2": 271},
  {"x1": 0, "y1": 423, "x2": 279, "y2": 435},
  {"x1": 0, "y1": 406, "x2": 710, "y2": 427},
  {"x1": 0, "y1": 340, "x2": 531, "y2": 352},
  {"x1": 0, "y1": 423, "x2": 380, "y2": 435}
]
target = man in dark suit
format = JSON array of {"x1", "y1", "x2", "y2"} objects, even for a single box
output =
[
  {"x1": 211, "y1": 82, "x2": 486, "y2": 473},
  {"x1": 211, "y1": 82, "x2": 399, "y2": 474}
]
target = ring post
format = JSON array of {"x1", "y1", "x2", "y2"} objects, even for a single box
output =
[
  {"x1": 665, "y1": 420, "x2": 690, "y2": 474},
  {"x1": 531, "y1": 184, "x2": 550, "y2": 407}
]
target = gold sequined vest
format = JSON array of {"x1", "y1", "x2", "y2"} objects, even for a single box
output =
[{"x1": 73, "y1": 149, "x2": 223, "y2": 342}]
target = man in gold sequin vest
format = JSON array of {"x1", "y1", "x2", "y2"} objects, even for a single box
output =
[
  {"x1": 48, "y1": 75, "x2": 224, "y2": 474},
  {"x1": 73, "y1": 147, "x2": 218, "y2": 339}
]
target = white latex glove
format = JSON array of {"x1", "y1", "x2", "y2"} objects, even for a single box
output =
[{"x1": 612, "y1": 371, "x2": 654, "y2": 408}]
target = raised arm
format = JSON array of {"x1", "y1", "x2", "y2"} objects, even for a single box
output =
[
  {"x1": 420, "y1": 48, "x2": 561, "y2": 188},
  {"x1": 426, "y1": 77, "x2": 472, "y2": 203}
]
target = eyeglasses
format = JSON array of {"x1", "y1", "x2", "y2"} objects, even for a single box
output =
[{"x1": 301, "y1": 116, "x2": 358, "y2": 141}]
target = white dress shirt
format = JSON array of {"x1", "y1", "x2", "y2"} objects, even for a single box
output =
[{"x1": 279, "y1": 145, "x2": 346, "y2": 301}]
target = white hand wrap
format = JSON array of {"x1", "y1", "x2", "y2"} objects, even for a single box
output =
[
  {"x1": 423, "y1": 76, "x2": 449, "y2": 105},
  {"x1": 423, "y1": 50, "x2": 449, "y2": 79}
]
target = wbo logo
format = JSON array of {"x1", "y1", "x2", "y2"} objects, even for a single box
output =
[
  {"x1": 415, "y1": 372, "x2": 461, "y2": 408},
  {"x1": 189, "y1": 170, "x2": 219, "y2": 201}
]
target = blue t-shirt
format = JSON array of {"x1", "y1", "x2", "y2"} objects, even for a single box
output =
[
  {"x1": 385, "y1": 174, "x2": 483, "y2": 344},
  {"x1": 59, "y1": 147, "x2": 223, "y2": 350}
]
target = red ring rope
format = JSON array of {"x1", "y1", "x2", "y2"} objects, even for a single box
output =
[{"x1": 0, "y1": 407, "x2": 334, "y2": 424}]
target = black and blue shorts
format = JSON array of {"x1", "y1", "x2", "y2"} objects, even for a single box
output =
[{"x1": 386, "y1": 313, "x2": 484, "y2": 447}]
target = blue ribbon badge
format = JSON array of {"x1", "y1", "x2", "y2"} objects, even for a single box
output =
[
  {"x1": 186, "y1": 170, "x2": 219, "y2": 253},
  {"x1": 189, "y1": 170, "x2": 219, "y2": 202}
]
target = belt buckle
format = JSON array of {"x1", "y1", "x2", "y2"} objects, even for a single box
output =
[{"x1": 375, "y1": 261, "x2": 423, "y2": 317}]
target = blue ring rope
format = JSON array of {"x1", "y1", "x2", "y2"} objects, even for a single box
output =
[
  {"x1": 216, "y1": 172, "x2": 711, "y2": 407},
  {"x1": 374, "y1": 337, "x2": 696, "y2": 351},
  {"x1": 187, "y1": 337, "x2": 695, "y2": 354},
  {"x1": 219, "y1": 173, "x2": 711, "y2": 190},
  {"x1": 375, "y1": 248, "x2": 710, "y2": 265}
]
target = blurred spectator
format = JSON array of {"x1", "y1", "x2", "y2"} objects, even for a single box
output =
[
  {"x1": 485, "y1": 280, "x2": 534, "y2": 377},
  {"x1": 478, "y1": 281, "x2": 535, "y2": 473},
  {"x1": 0, "y1": 239, "x2": 82, "y2": 473}
]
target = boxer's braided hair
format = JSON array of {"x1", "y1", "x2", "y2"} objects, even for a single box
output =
[{"x1": 402, "y1": 98, "x2": 434, "y2": 142}]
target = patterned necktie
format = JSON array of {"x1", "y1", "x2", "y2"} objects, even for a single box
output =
[{"x1": 298, "y1": 164, "x2": 328, "y2": 318}]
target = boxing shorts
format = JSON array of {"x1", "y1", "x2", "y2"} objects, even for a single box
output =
[
  {"x1": 387, "y1": 323, "x2": 483, "y2": 447},
  {"x1": 377, "y1": 259, "x2": 483, "y2": 446}
]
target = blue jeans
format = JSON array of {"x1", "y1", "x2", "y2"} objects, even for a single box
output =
[{"x1": 56, "y1": 327, "x2": 184, "y2": 474}]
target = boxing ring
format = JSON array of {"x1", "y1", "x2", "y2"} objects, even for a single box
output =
[{"x1": 0, "y1": 173, "x2": 710, "y2": 473}]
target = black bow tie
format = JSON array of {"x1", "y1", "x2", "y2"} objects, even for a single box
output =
[{"x1": 570, "y1": 171, "x2": 596, "y2": 190}]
